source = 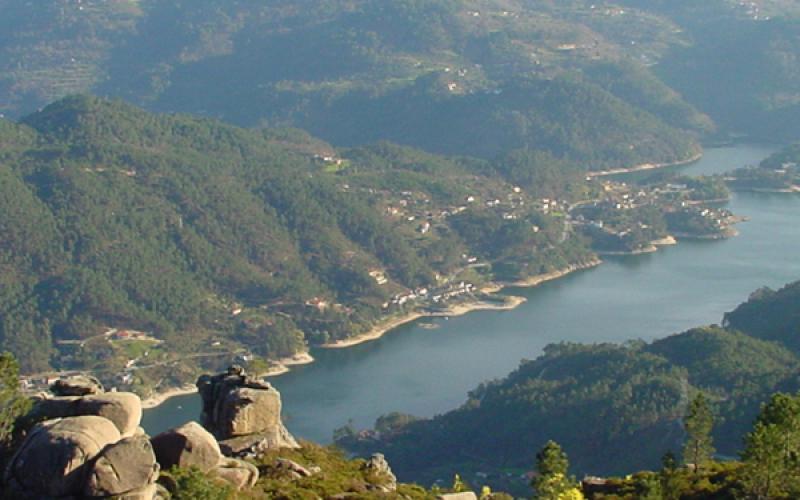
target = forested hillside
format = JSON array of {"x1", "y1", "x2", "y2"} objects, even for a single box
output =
[
  {"x1": 0, "y1": 0, "x2": 720, "y2": 169},
  {"x1": 0, "y1": 96, "x2": 596, "y2": 382},
  {"x1": 641, "y1": 0, "x2": 800, "y2": 141},
  {"x1": 339, "y1": 280, "x2": 800, "y2": 491}
]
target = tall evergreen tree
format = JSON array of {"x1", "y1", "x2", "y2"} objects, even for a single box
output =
[
  {"x1": 532, "y1": 440, "x2": 579, "y2": 500},
  {"x1": 682, "y1": 393, "x2": 715, "y2": 471},
  {"x1": 740, "y1": 393, "x2": 800, "y2": 499},
  {"x1": 0, "y1": 352, "x2": 30, "y2": 445}
]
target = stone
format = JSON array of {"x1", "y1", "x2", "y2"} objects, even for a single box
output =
[
  {"x1": 114, "y1": 483, "x2": 161, "y2": 500},
  {"x1": 197, "y1": 366, "x2": 298, "y2": 452},
  {"x1": 84, "y1": 435, "x2": 160, "y2": 497},
  {"x1": 26, "y1": 391, "x2": 143, "y2": 437},
  {"x1": 274, "y1": 458, "x2": 312, "y2": 478},
  {"x1": 362, "y1": 453, "x2": 397, "y2": 492},
  {"x1": 220, "y1": 387, "x2": 281, "y2": 437},
  {"x1": 151, "y1": 421, "x2": 222, "y2": 472},
  {"x1": 437, "y1": 494, "x2": 478, "y2": 500},
  {"x1": 5, "y1": 416, "x2": 121, "y2": 498},
  {"x1": 219, "y1": 426, "x2": 299, "y2": 458},
  {"x1": 212, "y1": 457, "x2": 259, "y2": 490},
  {"x1": 51, "y1": 375, "x2": 104, "y2": 396},
  {"x1": 77, "y1": 392, "x2": 143, "y2": 437}
]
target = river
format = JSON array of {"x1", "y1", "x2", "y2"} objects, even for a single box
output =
[{"x1": 142, "y1": 143, "x2": 800, "y2": 444}]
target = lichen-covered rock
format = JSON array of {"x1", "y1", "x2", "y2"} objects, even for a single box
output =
[
  {"x1": 26, "y1": 392, "x2": 143, "y2": 437},
  {"x1": 362, "y1": 453, "x2": 397, "y2": 492},
  {"x1": 51, "y1": 375, "x2": 104, "y2": 396},
  {"x1": 197, "y1": 366, "x2": 298, "y2": 452},
  {"x1": 5, "y1": 416, "x2": 121, "y2": 498},
  {"x1": 212, "y1": 457, "x2": 259, "y2": 490},
  {"x1": 84, "y1": 435, "x2": 159, "y2": 497},
  {"x1": 151, "y1": 421, "x2": 222, "y2": 472}
]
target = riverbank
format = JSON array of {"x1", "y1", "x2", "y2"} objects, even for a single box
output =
[
  {"x1": 322, "y1": 296, "x2": 528, "y2": 349},
  {"x1": 597, "y1": 236, "x2": 678, "y2": 256},
  {"x1": 261, "y1": 351, "x2": 315, "y2": 377},
  {"x1": 731, "y1": 185, "x2": 800, "y2": 194},
  {"x1": 484, "y1": 258, "x2": 603, "y2": 292},
  {"x1": 587, "y1": 152, "x2": 703, "y2": 178},
  {"x1": 323, "y1": 259, "x2": 602, "y2": 350},
  {"x1": 142, "y1": 384, "x2": 197, "y2": 409}
]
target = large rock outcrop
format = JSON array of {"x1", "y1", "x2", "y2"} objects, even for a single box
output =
[
  {"x1": 5, "y1": 416, "x2": 122, "y2": 498},
  {"x1": 51, "y1": 375, "x2": 104, "y2": 396},
  {"x1": 5, "y1": 378, "x2": 160, "y2": 499},
  {"x1": 84, "y1": 435, "x2": 160, "y2": 498},
  {"x1": 5, "y1": 370, "x2": 271, "y2": 497},
  {"x1": 27, "y1": 391, "x2": 143, "y2": 437},
  {"x1": 197, "y1": 365, "x2": 298, "y2": 455},
  {"x1": 151, "y1": 421, "x2": 259, "y2": 490},
  {"x1": 151, "y1": 421, "x2": 223, "y2": 472}
]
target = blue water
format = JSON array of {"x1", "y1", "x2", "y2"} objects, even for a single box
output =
[{"x1": 143, "y1": 143, "x2": 800, "y2": 444}]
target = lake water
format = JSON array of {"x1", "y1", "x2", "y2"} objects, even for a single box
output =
[{"x1": 142, "y1": 143, "x2": 800, "y2": 443}]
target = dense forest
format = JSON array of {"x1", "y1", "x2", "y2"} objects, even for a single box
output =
[
  {"x1": 0, "y1": 0, "x2": 732, "y2": 169},
  {"x1": 2, "y1": 1, "x2": 797, "y2": 149},
  {"x1": 338, "y1": 279, "x2": 800, "y2": 492},
  {"x1": 0, "y1": 96, "x2": 598, "y2": 383}
]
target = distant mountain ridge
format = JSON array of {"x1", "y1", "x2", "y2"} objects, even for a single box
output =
[{"x1": 0, "y1": 0, "x2": 727, "y2": 168}]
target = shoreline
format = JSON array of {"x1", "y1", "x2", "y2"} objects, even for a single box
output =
[
  {"x1": 597, "y1": 235, "x2": 678, "y2": 256},
  {"x1": 322, "y1": 258, "x2": 602, "y2": 350},
  {"x1": 141, "y1": 384, "x2": 197, "y2": 409},
  {"x1": 587, "y1": 152, "x2": 703, "y2": 178},
  {"x1": 260, "y1": 351, "x2": 316, "y2": 377},
  {"x1": 731, "y1": 185, "x2": 800, "y2": 194},
  {"x1": 321, "y1": 296, "x2": 530, "y2": 349}
]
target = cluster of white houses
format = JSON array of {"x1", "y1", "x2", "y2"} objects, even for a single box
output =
[{"x1": 383, "y1": 281, "x2": 476, "y2": 309}]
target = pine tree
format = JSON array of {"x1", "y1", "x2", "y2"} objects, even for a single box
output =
[
  {"x1": 682, "y1": 393, "x2": 714, "y2": 472},
  {"x1": 740, "y1": 393, "x2": 800, "y2": 499},
  {"x1": 532, "y1": 440, "x2": 577, "y2": 500},
  {"x1": 0, "y1": 351, "x2": 30, "y2": 445}
]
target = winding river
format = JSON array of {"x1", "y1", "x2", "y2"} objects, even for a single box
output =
[{"x1": 143, "y1": 143, "x2": 800, "y2": 444}]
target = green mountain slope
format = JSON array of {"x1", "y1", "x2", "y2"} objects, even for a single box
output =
[
  {"x1": 339, "y1": 281, "x2": 800, "y2": 490},
  {"x1": 0, "y1": 0, "x2": 714, "y2": 168},
  {"x1": 0, "y1": 96, "x2": 595, "y2": 379}
]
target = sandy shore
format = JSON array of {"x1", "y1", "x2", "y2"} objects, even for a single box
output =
[
  {"x1": 141, "y1": 384, "x2": 197, "y2": 409},
  {"x1": 587, "y1": 153, "x2": 703, "y2": 178},
  {"x1": 323, "y1": 259, "x2": 602, "y2": 350},
  {"x1": 321, "y1": 313, "x2": 427, "y2": 349},
  {"x1": 321, "y1": 298, "x2": 529, "y2": 350},
  {"x1": 652, "y1": 235, "x2": 678, "y2": 246},
  {"x1": 260, "y1": 352, "x2": 315, "y2": 377}
]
